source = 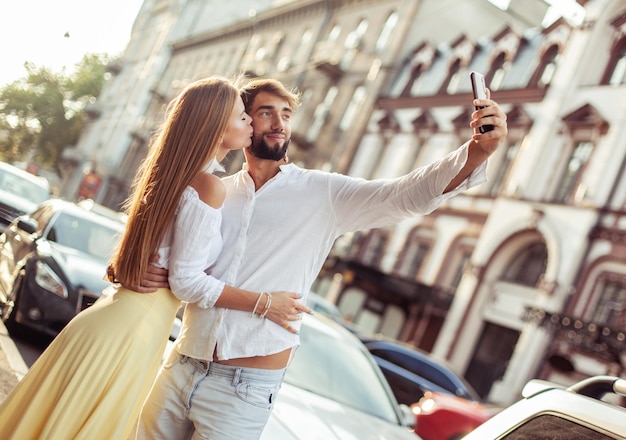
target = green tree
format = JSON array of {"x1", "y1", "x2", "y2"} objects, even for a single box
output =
[{"x1": 0, "y1": 53, "x2": 111, "y2": 173}]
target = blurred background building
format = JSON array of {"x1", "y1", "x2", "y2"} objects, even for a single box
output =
[{"x1": 60, "y1": 0, "x2": 626, "y2": 405}]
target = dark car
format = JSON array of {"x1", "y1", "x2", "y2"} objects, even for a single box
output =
[
  {"x1": 0, "y1": 162, "x2": 52, "y2": 231},
  {"x1": 361, "y1": 338, "x2": 499, "y2": 439},
  {"x1": 463, "y1": 375, "x2": 626, "y2": 439},
  {"x1": 0, "y1": 198, "x2": 125, "y2": 336},
  {"x1": 361, "y1": 338, "x2": 481, "y2": 405}
]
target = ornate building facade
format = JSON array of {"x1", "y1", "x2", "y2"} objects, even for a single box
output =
[{"x1": 65, "y1": 0, "x2": 626, "y2": 404}]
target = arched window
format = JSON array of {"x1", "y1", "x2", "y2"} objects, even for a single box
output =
[
  {"x1": 339, "y1": 85, "x2": 367, "y2": 131},
  {"x1": 530, "y1": 44, "x2": 559, "y2": 88},
  {"x1": 488, "y1": 140, "x2": 521, "y2": 196},
  {"x1": 591, "y1": 278, "x2": 626, "y2": 327},
  {"x1": 440, "y1": 58, "x2": 462, "y2": 94},
  {"x1": 341, "y1": 19, "x2": 369, "y2": 69},
  {"x1": 602, "y1": 36, "x2": 626, "y2": 86},
  {"x1": 486, "y1": 52, "x2": 508, "y2": 91},
  {"x1": 394, "y1": 228, "x2": 434, "y2": 279},
  {"x1": 375, "y1": 11, "x2": 398, "y2": 52},
  {"x1": 554, "y1": 103, "x2": 609, "y2": 203},
  {"x1": 502, "y1": 242, "x2": 547, "y2": 287},
  {"x1": 553, "y1": 140, "x2": 593, "y2": 203},
  {"x1": 401, "y1": 63, "x2": 424, "y2": 96},
  {"x1": 306, "y1": 87, "x2": 338, "y2": 142}
]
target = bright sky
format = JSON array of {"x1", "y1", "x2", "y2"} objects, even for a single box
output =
[{"x1": 0, "y1": 0, "x2": 144, "y2": 88}]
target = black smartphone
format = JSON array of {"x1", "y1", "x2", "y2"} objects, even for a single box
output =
[{"x1": 470, "y1": 71, "x2": 494, "y2": 133}]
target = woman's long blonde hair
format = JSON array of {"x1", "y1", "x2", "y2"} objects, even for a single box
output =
[{"x1": 108, "y1": 76, "x2": 240, "y2": 288}]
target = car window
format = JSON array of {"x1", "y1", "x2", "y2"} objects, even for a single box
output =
[
  {"x1": 371, "y1": 347, "x2": 459, "y2": 393},
  {"x1": 380, "y1": 368, "x2": 427, "y2": 405},
  {"x1": 501, "y1": 414, "x2": 617, "y2": 439},
  {"x1": 285, "y1": 321, "x2": 400, "y2": 424},
  {"x1": 0, "y1": 168, "x2": 50, "y2": 203},
  {"x1": 48, "y1": 213, "x2": 120, "y2": 260}
]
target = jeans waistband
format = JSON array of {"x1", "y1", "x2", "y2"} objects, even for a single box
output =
[{"x1": 181, "y1": 355, "x2": 285, "y2": 383}]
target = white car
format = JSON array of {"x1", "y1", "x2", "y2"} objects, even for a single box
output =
[
  {"x1": 462, "y1": 375, "x2": 626, "y2": 439},
  {"x1": 260, "y1": 314, "x2": 418, "y2": 440},
  {"x1": 0, "y1": 162, "x2": 51, "y2": 231}
]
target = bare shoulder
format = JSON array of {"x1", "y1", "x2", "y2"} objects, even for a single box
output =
[{"x1": 190, "y1": 172, "x2": 226, "y2": 209}]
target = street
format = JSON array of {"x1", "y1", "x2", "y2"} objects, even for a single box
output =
[{"x1": 9, "y1": 327, "x2": 48, "y2": 367}]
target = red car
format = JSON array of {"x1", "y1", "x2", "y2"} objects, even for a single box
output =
[{"x1": 411, "y1": 391, "x2": 501, "y2": 440}]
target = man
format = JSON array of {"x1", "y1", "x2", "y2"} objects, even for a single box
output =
[{"x1": 134, "y1": 78, "x2": 508, "y2": 439}]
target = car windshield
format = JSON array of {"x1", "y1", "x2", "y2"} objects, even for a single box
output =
[
  {"x1": 47, "y1": 212, "x2": 121, "y2": 260},
  {"x1": 284, "y1": 318, "x2": 400, "y2": 424},
  {"x1": 0, "y1": 168, "x2": 50, "y2": 204}
]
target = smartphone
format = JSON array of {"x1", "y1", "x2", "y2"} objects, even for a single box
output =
[{"x1": 470, "y1": 71, "x2": 494, "y2": 133}]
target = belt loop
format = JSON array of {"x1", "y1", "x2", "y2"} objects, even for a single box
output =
[{"x1": 232, "y1": 367, "x2": 242, "y2": 386}]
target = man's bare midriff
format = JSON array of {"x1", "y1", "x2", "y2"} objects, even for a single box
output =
[{"x1": 214, "y1": 347, "x2": 292, "y2": 370}]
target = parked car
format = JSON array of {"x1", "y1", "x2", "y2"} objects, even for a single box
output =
[
  {"x1": 260, "y1": 313, "x2": 418, "y2": 440},
  {"x1": 0, "y1": 162, "x2": 51, "y2": 231},
  {"x1": 410, "y1": 391, "x2": 500, "y2": 440},
  {"x1": 361, "y1": 338, "x2": 481, "y2": 404},
  {"x1": 360, "y1": 338, "x2": 500, "y2": 439},
  {"x1": 305, "y1": 291, "x2": 345, "y2": 322},
  {"x1": 0, "y1": 198, "x2": 124, "y2": 336},
  {"x1": 462, "y1": 375, "x2": 626, "y2": 439}
]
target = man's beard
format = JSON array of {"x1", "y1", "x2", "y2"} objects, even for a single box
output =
[{"x1": 249, "y1": 133, "x2": 290, "y2": 161}]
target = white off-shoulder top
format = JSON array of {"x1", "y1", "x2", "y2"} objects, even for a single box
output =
[{"x1": 154, "y1": 160, "x2": 226, "y2": 308}]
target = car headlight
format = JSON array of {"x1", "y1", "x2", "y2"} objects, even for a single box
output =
[{"x1": 35, "y1": 261, "x2": 68, "y2": 298}]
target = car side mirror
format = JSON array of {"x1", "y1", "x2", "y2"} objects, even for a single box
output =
[
  {"x1": 398, "y1": 403, "x2": 416, "y2": 428},
  {"x1": 16, "y1": 217, "x2": 38, "y2": 235}
]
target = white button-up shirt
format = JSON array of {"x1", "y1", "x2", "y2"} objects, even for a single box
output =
[{"x1": 174, "y1": 142, "x2": 486, "y2": 361}]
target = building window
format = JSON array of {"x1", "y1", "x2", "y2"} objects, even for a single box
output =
[
  {"x1": 401, "y1": 63, "x2": 424, "y2": 96},
  {"x1": 359, "y1": 230, "x2": 389, "y2": 268},
  {"x1": 502, "y1": 242, "x2": 547, "y2": 287},
  {"x1": 375, "y1": 11, "x2": 398, "y2": 53},
  {"x1": 339, "y1": 85, "x2": 367, "y2": 131},
  {"x1": 447, "y1": 251, "x2": 471, "y2": 292},
  {"x1": 394, "y1": 231, "x2": 432, "y2": 279},
  {"x1": 488, "y1": 140, "x2": 520, "y2": 196},
  {"x1": 530, "y1": 44, "x2": 559, "y2": 88},
  {"x1": 287, "y1": 29, "x2": 312, "y2": 68},
  {"x1": 328, "y1": 24, "x2": 341, "y2": 43},
  {"x1": 486, "y1": 52, "x2": 508, "y2": 91},
  {"x1": 441, "y1": 58, "x2": 462, "y2": 94},
  {"x1": 270, "y1": 32, "x2": 286, "y2": 71},
  {"x1": 553, "y1": 140, "x2": 593, "y2": 203},
  {"x1": 602, "y1": 36, "x2": 626, "y2": 86},
  {"x1": 591, "y1": 279, "x2": 626, "y2": 328},
  {"x1": 306, "y1": 87, "x2": 338, "y2": 142},
  {"x1": 341, "y1": 19, "x2": 368, "y2": 69}
]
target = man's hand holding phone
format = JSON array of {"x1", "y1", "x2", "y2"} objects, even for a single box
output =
[
  {"x1": 466, "y1": 71, "x2": 508, "y2": 158},
  {"x1": 470, "y1": 71, "x2": 495, "y2": 133}
]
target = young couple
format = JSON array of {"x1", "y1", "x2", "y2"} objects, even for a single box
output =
[{"x1": 0, "y1": 74, "x2": 507, "y2": 439}]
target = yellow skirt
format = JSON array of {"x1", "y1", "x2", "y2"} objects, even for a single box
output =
[{"x1": 0, "y1": 287, "x2": 180, "y2": 440}]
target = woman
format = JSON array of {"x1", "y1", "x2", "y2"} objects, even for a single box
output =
[{"x1": 0, "y1": 76, "x2": 304, "y2": 440}]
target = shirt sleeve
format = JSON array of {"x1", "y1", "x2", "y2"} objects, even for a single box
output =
[
  {"x1": 330, "y1": 142, "x2": 487, "y2": 233},
  {"x1": 168, "y1": 189, "x2": 226, "y2": 308}
]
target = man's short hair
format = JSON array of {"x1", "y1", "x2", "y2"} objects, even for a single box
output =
[{"x1": 240, "y1": 78, "x2": 301, "y2": 112}]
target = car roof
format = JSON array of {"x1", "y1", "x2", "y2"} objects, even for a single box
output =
[
  {"x1": 362, "y1": 338, "x2": 455, "y2": 369},
  {"x1": 35, "y1": 198, "x2": 125, "y2": 230},
  {"x1": 463, "y1": 376, "x2": 626, "y2": 438},
  {"x1": 362, "y1": 337, "x2": 481, "y2": 400},
  {"x1": 0, "y1": 161, "x2": 50, "y2": 190}
]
